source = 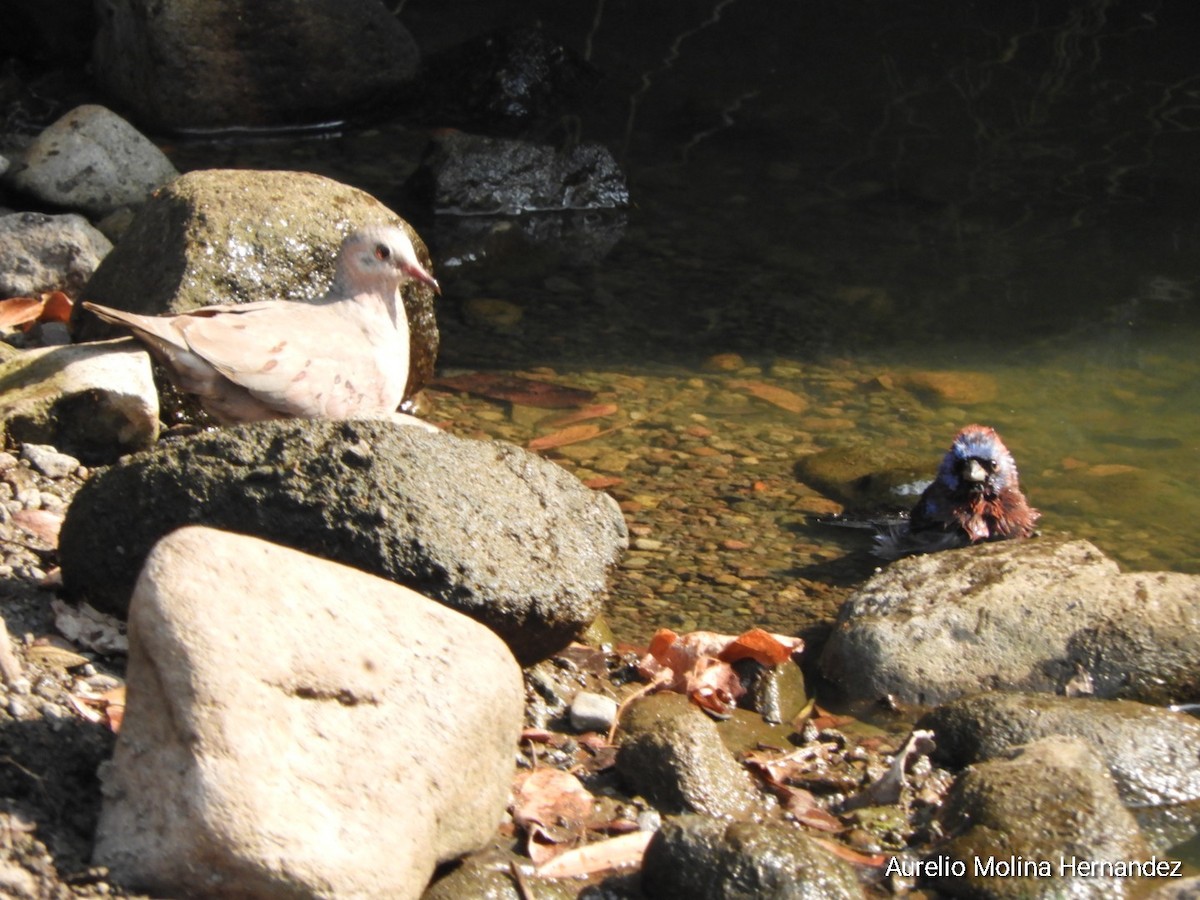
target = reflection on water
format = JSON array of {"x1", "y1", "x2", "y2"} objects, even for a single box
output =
[{"x1": 168, "y1": 0, "x2": 1200, "y2": 591}]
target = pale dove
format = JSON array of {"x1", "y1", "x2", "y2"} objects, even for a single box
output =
[{"x1": 83, "y1": 225, "x2": 440, "y2": 425}]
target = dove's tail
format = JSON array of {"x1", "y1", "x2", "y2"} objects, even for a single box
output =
[
  {"x1": 82, "y1": 302, "x2": 193, "y2": 353},
  {"x1": 81, "y1": 301, "x2": 230, "y2": 403}
]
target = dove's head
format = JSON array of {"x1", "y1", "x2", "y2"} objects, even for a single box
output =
[{"x1": 335, "y1": 225, "x2": 440, "y2": 297}]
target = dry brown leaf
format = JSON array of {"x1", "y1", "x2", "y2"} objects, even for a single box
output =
[
  {"x1": 527, "y1": 423, "x2": 602, "y2": 451},
  {"x1": 639, "y1": 629, "x2": 744, "y2": 718},
  {"x1": 27, "y1": 640, "x2": 89, "y2": 670},
  {"x1": 512, "y1": 768, "x2": 595, "y2": 833},
  {"x1": 66, "y1": 693, "x2": 105, "y2": 725},
  {"x1": 0, "y1": 296, "x2": 46, "y2": 328},
  {"x1": 730, "y1": 380, "x2": 809, "y2": 414},
  {"x1": 534, "y1": 830, "x2": 654, "y2": 879}
]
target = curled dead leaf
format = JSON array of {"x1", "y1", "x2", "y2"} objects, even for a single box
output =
[
  {"x1": 534, "y1": 830, "x2": 654, "y2": 879},
  {"x1": 0, "y1": 296, "x2": 46, "y2": 328},
  {"x1": 718, "y1": 628, "x2": 803, "y2": 667},
  {"x1": 69, "y1": 684, "x2": 126, "y2": 733},
  {"x1": 512, "y1": 768, "x2": 595, "y2": 832},
  {"x1": 40, "y1": 291, "x2": 74, "y2": 324}
]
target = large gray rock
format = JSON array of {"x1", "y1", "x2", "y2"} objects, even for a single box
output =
[
  {"x1": 922, "y1": 691, "x2": 1200, "y2": 809},
  {"x1": 641, "y1": 816, "x2": 861, "y2": 900},
  {"x1": 92, "y1": 0, "x2": 420, "y2": 132},
  {"x1": 819, "y1": 536, "x2": 1200, "y2": 706},
  {"x1": 0, "y1": 339, "x2": 158, "y2": 463},
  {"x1": 72, "y1": 168, "x2": 440, "y2": 402},
  {"x1": 94, "y1": 527, "x2": 523, "y2": 899},
  {"x1": 932, "y1": 738, "x2": 1149, "y2": 899},
  {"x1": 4, "y1": 105, "x2": 178, "y2": 217},
  {"x1": 0, "y1": 211, "x2": 113, "y2": 299},
  {"x1": 58, "y1": 419, "x2": 628, "y2": 665},
  {"x1": 921, "y1": 691, "x2": 1200, "y2": 851}
]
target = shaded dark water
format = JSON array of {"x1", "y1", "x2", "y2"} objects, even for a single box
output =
[{"x1": 168, "y1": 0, "x2": 1199, "y2": 582}]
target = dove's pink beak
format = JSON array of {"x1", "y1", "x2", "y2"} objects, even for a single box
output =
[{"x1": 405, "y1": 261, "x2": 441, "y2": 295}]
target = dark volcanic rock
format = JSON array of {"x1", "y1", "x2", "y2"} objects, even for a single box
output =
[
  {"x1": 641, "y1": 815, "x2": 861, "y2": 900},
  {"x1": 412, "y1": 23, "x2": 600, "y2": 136},
  {"x1": 409, "y1": 131, "x2": 630, "y2": 215},
  {"x1": 58, "y1": 420, "x2": 628, "y2": 665},
  {"x1": 92, "y1": 0, "x2": 420, "y2": 132}
]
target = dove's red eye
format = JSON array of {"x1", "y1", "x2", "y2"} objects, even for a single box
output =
[{"x1": 374, "y1": 244, "x2": 391, "y2": 261}]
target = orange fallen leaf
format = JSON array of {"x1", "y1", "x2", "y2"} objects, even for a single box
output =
[
  {"x1": 40, "y1": 291, "x2": 73, "y2": 324},
  {"x1": 718, "y1": 628, "x2": 803, "y2": 667},
  {"x1": 730, "y1": 380, "x2": 809, "y2": 414},
  {"x1": 635, "y1": 628, "x2": 805, "y2": 719},
  {"x1": 527, "y1": 423, "x2": 602, "y2": 451},
  {"x1": 583, "y1": 475, "x2": 624, "y2": 490},
  {"x1": 535, "y1": 830, "x2": 654, "y2": 879},
  {"x1": 0, "y1": 292, "x2": 74, "y2": 330},
  {"x1": 0, "y1": 296, "x2": 46, "y2": 328}
]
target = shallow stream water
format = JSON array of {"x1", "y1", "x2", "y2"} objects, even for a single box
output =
[{"x1": 168, "y1": 0, "x2": 1199, "y2": 646}]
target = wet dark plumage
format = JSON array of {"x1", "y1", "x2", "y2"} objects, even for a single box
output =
[{"x1": 875, "y1": 424, "x2": 1039, "y2": 560}]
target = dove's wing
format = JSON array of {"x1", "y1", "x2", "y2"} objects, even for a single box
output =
[{"x1": 177, "y1": 301, "x2": 409, "y2": 419}]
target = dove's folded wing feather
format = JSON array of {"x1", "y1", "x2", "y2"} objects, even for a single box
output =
[{"x1": 177, "y1": 303, "x2": 402, "y2": 418}]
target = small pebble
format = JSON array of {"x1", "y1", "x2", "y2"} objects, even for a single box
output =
[
  {"x1": 632, "y1": 538, "x2": 663, "y2": 551},
  {"x1": 569, "y1": 691, "x2": 619, "y2": 733},
  {"x1": 20, "y1": 444, "x2": 81, "y2": 480}
]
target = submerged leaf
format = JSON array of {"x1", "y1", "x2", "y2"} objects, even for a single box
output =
[
  {"x1": 539, "y1": 403, "x2": 620, "y2": 428},
  {"x1": 527, "y1": 423, "x2": 602, "y2": 451},
  {"x1": 730, "y1": 380, "x2": 810, "y2": 414},
  {"x1": 431, "y1": 372, "x2": 595, "y2": 408}
]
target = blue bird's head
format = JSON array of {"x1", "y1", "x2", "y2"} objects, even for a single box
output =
[{"x1": 935, "y1": 424, "x2": 1020, "y2": 498}]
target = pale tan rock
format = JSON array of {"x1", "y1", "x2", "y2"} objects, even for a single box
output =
[
  {"x1": 0, "y1": 338, "x2": 158, "y2": 461},
  {"x1": 94, "y1": 526, "x2": 523, "y2": 899}
]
